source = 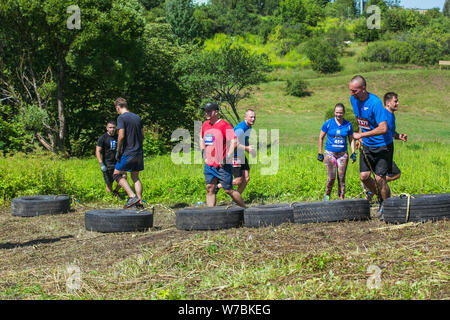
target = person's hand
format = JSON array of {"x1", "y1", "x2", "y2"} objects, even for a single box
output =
[
  {"x1": 201, "y1": 149, "x2": 206, "y2": 162},
  {"x1": 222, "y1": 154, "x2": 233, "y2": 168},
  {"x1": 248, "y1": 145, "x2": 256, "y2": 158},
  {"x1": 355, "y1": 139, "x2": 361, "y2": 150},
  {"x1": 317, "y1": 153, "x2": 324, "y2": 162},
  {"x1": 353, "y1": 132, "x2": 362, "y2": 140},
  {"x1": 351, "y1": 152, "x2": 357, "y2": 163},
  {"x1": 399, "y1": 133, "x2": 408, "y2": 142},
  {"x1": 99, "y1": 162, "x2": 107, "y2": 172},
  {"x1": 115, "y1": 151, "x2": 122, "y2": 162}
]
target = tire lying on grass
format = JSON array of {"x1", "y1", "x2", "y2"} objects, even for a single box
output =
[
  {"x1": 11, "y1": 195, "x2": 71, "y2": 217},
  {"x1": 85, "y1": 209, "x2": 153, "y2": 233},
  {"x1": 176, "y1": 206, "x2": 244, "y2": 230},
  {"x1": 244, "y1": 204, "x2": 293, "y2": 228},
  {"x1": 292, "y1": 199, "x2": 370, "y2": 224},
  {"x1": 383, "y1": 193, "x2": 450, "y2": 224}
]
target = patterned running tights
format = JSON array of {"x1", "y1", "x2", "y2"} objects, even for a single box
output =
[{"x1": 324, "y1": 150, "x2": 349, "y2": 199}]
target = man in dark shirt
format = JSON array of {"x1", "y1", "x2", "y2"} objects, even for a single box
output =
[
  {"x1": 113, "y1": 97, "x2": 145, "y2": 209},
  {"x1": 95, "y1": 120, "x2": 124, "y2": 195}
]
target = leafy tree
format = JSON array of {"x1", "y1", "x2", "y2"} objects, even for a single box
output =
[
  {"x1": 365, "y1": 0, "x2": 388, "y2": 13},
  {"x1": 1, "y1": 0, "x2": 193, "y2": 156},
  {"x1": 304, "y1": 38, "x2": 342, "y2": 73},
  {"x1": 325, "y1": 0, "x2": 356, "y2": 18},
  {"x1": 175, "y1": 43, "x2": 270, "y2": 126},
  {"x1": 444, "y1": 0, "x2": 450, "y2": 17},
  {"x1": 279, "y1": 0, "x2": 307, "y2": 24},
  {"x1": 139, "y1": 0, "x2": 164, "y2": 10},
  {"x1": 166, "y1": 0, "x2": 200, "y2": 44}
]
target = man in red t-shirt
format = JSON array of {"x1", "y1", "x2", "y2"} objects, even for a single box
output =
[{"x1": 200, "y1": 102, "x2": 246, "y2": 208}]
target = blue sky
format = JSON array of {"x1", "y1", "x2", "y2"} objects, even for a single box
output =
[
  {"x1": 194, "y1": 1, "x2": 446, "y2": 10},
  {"x1": 400, "y1": 0, "x2": 445, "y2": 10}
]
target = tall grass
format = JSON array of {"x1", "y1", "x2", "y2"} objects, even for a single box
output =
[{"x1": 1, "y1": 142, "x2": 448, "y2": 206}]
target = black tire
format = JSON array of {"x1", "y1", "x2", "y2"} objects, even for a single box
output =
[
  {"x1": 244, "y1": 204, "x2": 293, "y2": 228},
  {"x1": 383, "y1": 193, "x2": 450, "y2": 224},
  {"x1": 176, "y1": 206, "x2": 244, "y2": 230},
  {"x1": 11, "y1": 195, "x2": 71, "y2": 217},
  {"x1": 85, "y1": 209, "x2": 153, "y2": 233},
  {"x1": 292, "y1": 199, "x2": 370, "y2": 224}
]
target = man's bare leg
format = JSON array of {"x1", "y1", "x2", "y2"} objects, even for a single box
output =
[
  {"x1": 360, "y1": 171, "x2": 379, "y2": 198},
  {"x1": 375, "y1": 175, "x2": 391, "y2": 200},
  {"x1": 386, "y1": 173, "x2": 400, "y2": 183},
  {"x1": 236, "y1": 170, "x2": 250, "y2": 194},
  {"x1": 206, "y1": 183, "x2": 217, "y2": 207},
  {"x1": 114, "y1": 169, "x2": 136, "y2": 198},
  {"x1": 224, "y1": 189, "x2": 246, "y2": 208},
  {"x1": 131, "y1": 171, "x2": 143, "y2": 203}
]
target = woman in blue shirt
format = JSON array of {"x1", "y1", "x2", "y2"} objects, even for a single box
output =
[{"x1": 318, "y1": 103, "x2": 356, "y2": 200}]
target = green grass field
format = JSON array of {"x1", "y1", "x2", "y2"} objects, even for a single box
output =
[{"x1": 0, "y1": 46, "x2": 449, "y2": 301}]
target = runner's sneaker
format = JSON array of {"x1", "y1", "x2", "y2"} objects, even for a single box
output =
[
  {"x1": 124, "y1": 196, "x2": 140, "y2": 209},
  {"x1": 135, "y1": 203, "x2": 144, "y2": 209},
  {"x1": 376, "y1": 202, "x2": 384, "y2": 221},
  {"x1": 361, "y1": 181, "x2": 373, "y2": 201},
  {"x1": 324, "y1": 194, "x2": 330, "y2": 201}
]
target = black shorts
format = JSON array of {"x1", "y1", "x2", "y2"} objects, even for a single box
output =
[
  {"x1": 102, "y1": 168, "x2": 115, "y2": 185},
  {"x1": 232, "y1": 156, "x2": 250, "y2": 178},
  {"x1": 387, "y1": 161, "x2": 401, "y2": 177},
  {"x1": 359, "y1": 143, "x2": 393, "y2": 177}
]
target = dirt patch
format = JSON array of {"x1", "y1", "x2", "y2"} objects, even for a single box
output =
[{"x1": 0, "y1": 203, "x2": 448, "y2": 299}]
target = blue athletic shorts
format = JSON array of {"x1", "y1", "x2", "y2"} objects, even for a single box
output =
[
  {"x1": 115, "y1": 154, "x2": 144, "y2": 172},
  {"x1": 204, "y1": 164, "x2": 233, "y2": 190}
]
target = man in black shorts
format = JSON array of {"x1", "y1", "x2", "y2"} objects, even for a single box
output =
[
  {"x1": 383, "y1": 92, "x2": 408, "y2": 183},
  {"x1": 113, "y1": 97, "x2": 145, "y2": 209},
  {"x1": 232, "y1": 109, "x2": 256, "y2": 194},
  {"x1": 349, "y1": 75, "x2": 390, "y2": 218},
  {"x1": 95, "y1": 120, "x2": 124, "y2": 195}
]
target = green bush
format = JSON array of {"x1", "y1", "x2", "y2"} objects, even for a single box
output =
[
  {"x1": 359, "y1": 40, "x2": 411, "y2": 64},
  {"x1": 304, "y1": 38, "x2": 342, "y2": 73},
  {"x1": 352, "y1": 18, "x2": 382, "y2": 42},
  {"x1": 284, "y1": 77, "x2": 311, "y2": 97},
  {"x1": 359, "y1": 31, "x2": 450, "y2": 66},
  {"x1": 143, "y1": 127, "x2": 168, "y2": 157}
]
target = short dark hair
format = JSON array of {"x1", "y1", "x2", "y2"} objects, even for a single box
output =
[
  {"x1": 334, "y1": 103, "x2": 345, "y2": 113},
  {"x1": 383, "y1": 92, "x2": 398, "y2": 106},
  {"x1": 115, "y1": 97, "x2": 127, "y2": 108},
  {"x1": 106, "y1": 120, "x2": 116, "y2": 126},
  {"x1": 202, "y1": 102, "x2": 220, "y2": 111},
  {"x1": 350, "y1": 75, "x2": 366, "y2": 88}
]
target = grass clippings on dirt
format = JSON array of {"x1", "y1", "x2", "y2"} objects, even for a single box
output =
[{"x1": 0, "y1": 203, "x2": 448, "y2": 300}]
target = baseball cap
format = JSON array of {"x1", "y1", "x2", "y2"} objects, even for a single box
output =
[{"x1": 202, "y1": 102, "x2": 219, "y2": 112}]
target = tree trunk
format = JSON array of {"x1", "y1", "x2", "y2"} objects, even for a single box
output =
[{"x1": 56, "y1": 51, "x2": 65, "y2": 154}]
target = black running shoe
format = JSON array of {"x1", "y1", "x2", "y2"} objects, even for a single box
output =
[{"x1": 124, "y1": 196, "x2": 140, "y2": 209}]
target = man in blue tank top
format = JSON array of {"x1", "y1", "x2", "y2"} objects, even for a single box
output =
[{"x1": 349, "y1": 75, "x2": 391, "y2": 218}]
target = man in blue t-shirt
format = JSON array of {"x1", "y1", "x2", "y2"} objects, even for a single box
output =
[
  {"x1": 349, "y1": 75, "x2": 391, "y2": 217},
  {"x1": 383, "y1": 92, "x2": 408, "y2": 182},
  {"x1": 232, "y1": 109, "x2": 256, "y2": 194},
  {"x1": 112, "y1": 97, "x2": 145, "y2": 209}
]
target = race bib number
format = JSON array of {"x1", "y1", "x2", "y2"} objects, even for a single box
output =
[
  {"x1": 204, "y1": 134, "x2": 214, "y2": 146},
  {"x1": 232, "y1": 157, "x2": 242, "y2": 167},
  {"x1": 333, "y1": 138, "x2": 345, "y2": 147},
  {"x1": 110, "y1": 139, "x2": 117, "y2": 151},
  {"x1": 357, "y1": 117, "x2": 370, "y2": 130}
]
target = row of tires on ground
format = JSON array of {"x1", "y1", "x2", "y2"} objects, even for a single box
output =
[{"x1": 10, "y1": 193, "x2": 450, "y2": 233}]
